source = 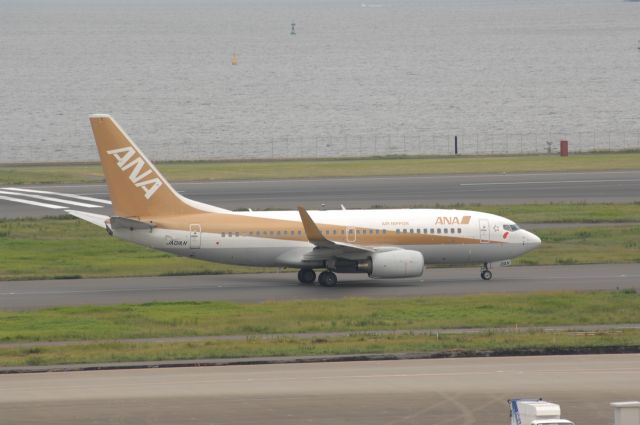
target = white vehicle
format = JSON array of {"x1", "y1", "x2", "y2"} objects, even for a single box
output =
[
  {"x1": 69, "y1": 114, "x2": 541, "y2": 286},
  {"x1": 509, "y1": 399, "x2": 575, "y2": 425}
]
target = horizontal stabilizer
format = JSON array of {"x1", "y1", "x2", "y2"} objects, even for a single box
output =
[{"x1": 66, "y1": 210, "x2": 109, "y2": 227}]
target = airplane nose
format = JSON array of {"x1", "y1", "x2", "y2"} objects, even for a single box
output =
[
  {"x1": 527, "y1": 231, "x2": 541, "y2": 247},
  {"x1": 532, "y1": 233, "x2": 541, "y2": 245}
]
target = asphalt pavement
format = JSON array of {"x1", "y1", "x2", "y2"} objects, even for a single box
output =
[
  {"x1": 1, "y1": 264, "x2": 639, "y2": 310},
  {"x1": 1, "y1": 170, "x2": 639, "y2": 218},
  {"x1": 1, "y1": 354, "x2": 638, "y2": 425}
]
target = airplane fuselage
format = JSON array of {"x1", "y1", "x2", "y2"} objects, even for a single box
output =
[{"x1": 113, "y1": 208, "x2": 540, "y2": 270}]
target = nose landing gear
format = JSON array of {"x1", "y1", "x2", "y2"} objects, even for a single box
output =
[{"x1": 480, "y1": 263, "x2": 492, "y2": 280}]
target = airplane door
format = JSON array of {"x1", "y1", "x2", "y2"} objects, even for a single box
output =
[
  {"x1": 190, "y1": 224, "x2": 201, "y2": 249},
  {"x1": 479, "y1": 219, "x2": 490, "y2": 243},
  {"x1": 346, "y1": 226, "x2": 356, "y2": 243}
]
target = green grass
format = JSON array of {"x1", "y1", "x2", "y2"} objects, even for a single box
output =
[
  {"x1": 2, "y1": 330, "x2": 638, "y2": 367},
  {"x1": 0, "y1": 216, "x2": 270, "y2": 280},
  {"x1": 1, "y1": 291, "x2": 639, "y2": 342},
  {"x1": 1, "y1": 205, "x2": 639, "y2": 280},
  {"x1": 1, "y1": 291, "x2": 639, "y2": 367},
  {"x1": 514, "y1": 225, "x2": 640, "y2": 266},
  {"x1": 2, "y1": 152, "x2": 640, "y2": 185}
]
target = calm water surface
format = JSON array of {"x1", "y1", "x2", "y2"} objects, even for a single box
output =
[{"x1": 1, "y1": 0, "x2": 639, "y2": 162}]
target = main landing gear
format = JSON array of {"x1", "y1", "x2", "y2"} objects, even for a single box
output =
[
  {"x1": 297, "y1": 268, "x2": 338, "y2": 287},
  {"x1": 297, "y1": 268, "x2": 316, "y2": 284},
  {"x1": 318, "y1": 271, "x2": 338, "y2": 287},
  {"x1": 480, "y1": 262, "x2": 493, "y2": 281}
]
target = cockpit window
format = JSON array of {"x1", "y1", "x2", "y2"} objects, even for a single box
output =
[{"x1": 503, "y1": 224, "x2": 520, "y2": 231}]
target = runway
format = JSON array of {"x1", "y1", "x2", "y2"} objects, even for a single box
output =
[
  {"x1": 2, "y1": 264, "x2": 639, "y2": 310},
  {"x1": 1, "y1": 354, "x2": 638, "y2": 424},
  {"x1": 1, "y1": 170, "x2": 639, "y2": 218}
]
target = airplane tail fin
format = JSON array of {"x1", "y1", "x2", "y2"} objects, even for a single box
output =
[{"x1": 90, "y1": 114, "x2": 224, "y2": 217}]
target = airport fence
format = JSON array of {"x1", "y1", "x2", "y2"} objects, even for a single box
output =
[{"x1": 2, "y1": 130, "x2": 640, "y2": 164}]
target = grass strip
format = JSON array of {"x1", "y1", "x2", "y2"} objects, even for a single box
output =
[
  {"x1": 2, "y1": 330, "x2": 638, "y2": 367},
  {"x1": 2, "y1": 152, "x2": 640, "y2": 185},
  {"x1": 513, "y1": 225, "x2": 640, "y2": 266},
  {"x1": 2, "y1": 211, "x2": 640, "y2": 280},
  {"x1": 1, "y1": 291, "x2": 639, "y2": 342},
  {"x1": 0, "y1": 216, "x2": 271, "y2": 280}
]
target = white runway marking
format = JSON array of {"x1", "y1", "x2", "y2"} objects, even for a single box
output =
[
  {"x1": 0, "y1": 195, "x2": 67, "y2": 209},
  {"x1": 2, "y1": 187, "x2": 111, "y2": 204},
  {"x1": 0, "y1": 190, "x2": 102, "y2": 208},
  {"x1": 460, "y1": 179, "x2": 640, "y2": 186}
]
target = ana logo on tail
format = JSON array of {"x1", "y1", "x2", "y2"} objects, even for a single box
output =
[{"x1": 107, "y1": 147, "x2": 163, "y2": 199}]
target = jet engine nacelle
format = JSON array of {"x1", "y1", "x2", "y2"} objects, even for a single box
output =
[{"x1": 367, "y1": 250, "x2": 424, "y2": 279}]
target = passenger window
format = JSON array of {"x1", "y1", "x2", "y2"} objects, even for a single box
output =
[
  {"x1": 409, "y1": 229, "x2": 414, "y2": 233},
  {"x1": 221, "y1": 232, "x2": 225, "y2": 237},
  {"x1": 437, "y1": 228, "x2": 441, "y2": 234},
  {"x1": 444, "y1": 228, "x2": 448, "y2": 234},
  {"x1": 298, "y1": 230, "x2": 302, "y2": 235},
  {"x1": 396, "y1": 229, "x2": 400, "y2": 234},
  {"x1": 382, "y1": 229, "x2": 387, "y2": 234},
  {"x1": 403, "y1": 229, "x2": 407, "y2": 233},
  {"x1": 451, "y1": 228, "x2": 455, "y2": 234},
  {"x1": 376, "y1": 229, "x2": 380, "y2": 234},
  {"x1": 333, "y1": 229, "x2": 337, "y2": 235},
  {"x1": 458, "y1": 228, "x2": 462, "y2": 234},
  {"x1": 270, "y1": 231, "x2": 274, "y2": 236},
  {"x1": 369, "y1": 229, "x2": 373, "y2": 234},
  {"x1": 235, "y1": 232, "x2": 239, "y2": 237},
  {"x1": 341, "y1": 229, "x2": 345, "y2": 234}
]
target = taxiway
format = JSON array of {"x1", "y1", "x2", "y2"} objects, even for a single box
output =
[
  {"x1": 1, "y1": 170, "x2": 639, "y2": 218},
  {"x1": 1, "y1": 354, "x2": 638, "y2": 425},
  {"x1": 1, "y1": 264, "x2": 639, "y2": 310}
]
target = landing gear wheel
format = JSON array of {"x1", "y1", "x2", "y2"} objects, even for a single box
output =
[
  {"x1": 297, "y1": 268, "x2": 316, "y2": 284},
  {"x1": 318, "y1": 271, "x2": 338, "y2": 287},
  {"x1": 481, "y1": 270, "x2": 492, "y2": 281}
]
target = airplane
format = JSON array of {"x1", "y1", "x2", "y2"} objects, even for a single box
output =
[{"x1": 67, "y1": 114, "x2": 541, "y2": 287}]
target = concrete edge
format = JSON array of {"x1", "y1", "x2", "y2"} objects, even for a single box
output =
[{"x1": 2, "y1": 345, "x2": 639, "y2": 375}]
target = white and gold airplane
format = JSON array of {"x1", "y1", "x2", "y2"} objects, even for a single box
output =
[{"x1": 68, "y1": 114, "x2": 541, "y2": 286}]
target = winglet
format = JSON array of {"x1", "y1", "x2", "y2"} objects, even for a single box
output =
[
  {"x1": 298, "y1": 206, "x2": 333, "y2": 247},
  {"x1": 297, "y1": 206, "x2": 376, "y2": 253}
]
